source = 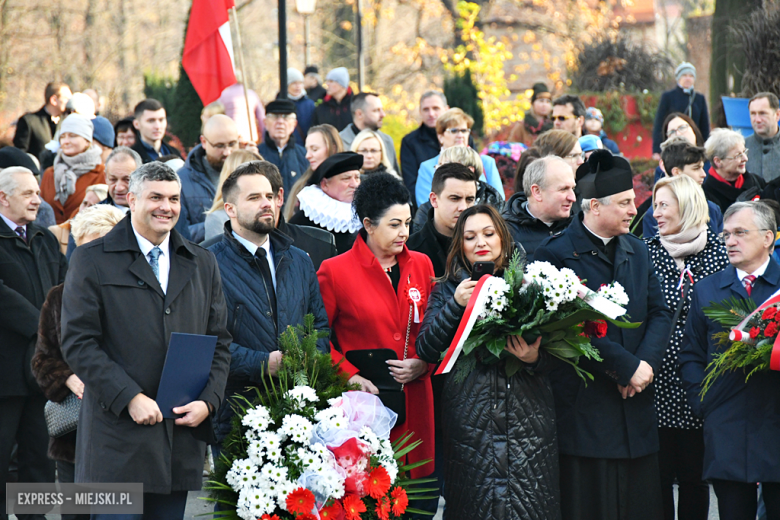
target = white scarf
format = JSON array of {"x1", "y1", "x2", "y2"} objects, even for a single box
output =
[
  {"x1": 659, "y1": 224, "x2": 708, "y2": 270},
  {"x1": 297, "y1": 185, "x2": 362, "y2": 233},
  {"x1": 52, "y1": 144, "x2": 102, "y2": 205}
]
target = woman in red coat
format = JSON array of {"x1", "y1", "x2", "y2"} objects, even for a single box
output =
[{"x1": 318, "y1": 171, "x2": 436, "y2": 482}]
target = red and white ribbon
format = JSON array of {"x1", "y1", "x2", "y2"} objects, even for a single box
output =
[{"x1": 728, "y1": 288, "x2": 780, "y2": 371}]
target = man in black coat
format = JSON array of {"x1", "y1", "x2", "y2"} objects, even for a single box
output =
[
  {"x1": 652, "y1": 62, "x2": 710, "y2": 159},
  {"x1": 207, "y1": 161, "x2": 329, "y2": 445},
  {"x1": 61, "y1": 162, "x2": 231, "y2": 519},
  {"x1": 502, "y1": 156, "x2": 575, "y2": 261},
  {"x1": 310, "y1": 67, "x2": 354, "y2": 131},
  {"x1": 400, "y1": 91, "x2": 449, "y2": 196},
  {"x1": 13, "y1": 82, "x2": 72, "y2": 159},
  {"x1": 0, "y1": 167, "x2": 67, "y2": 520},
  {"x1": 129, "y1": 99, "x2": 182, "y2": 163},
  {"x1": 535, "y1": 151, "x2": 673, "y2": 520},
  {"x1": 408, "y1": 163, "x2": 476, "y2": 277}
]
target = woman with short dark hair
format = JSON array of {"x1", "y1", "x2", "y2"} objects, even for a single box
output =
[{"x1": 317, "y1": 172, "x2": 436, "y2": 492}]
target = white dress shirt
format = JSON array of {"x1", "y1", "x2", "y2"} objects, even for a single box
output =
[
  {"x1": 132, "y1": 227, "x2": 171, "y2": 294},
  {"x1": 736, "y1": 257, "x2": 771, "y2": 283},
  {"x1": 232, "y1": 231, "x2": 276, "y2": 289}
]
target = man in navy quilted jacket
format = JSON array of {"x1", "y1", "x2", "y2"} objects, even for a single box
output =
[{"x1": 207, "y1": 160, "x2": 329, "y2": 446}]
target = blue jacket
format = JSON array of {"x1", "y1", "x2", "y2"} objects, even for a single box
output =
[
  {"x1": 207, "y1": 224, "x2": 330, "y2": 442},
  {"x1": 679, "y1": 260, "x2": 780, "y2": 482},
  {"x1": 257, "y1": 132, "x2": 309, "y2": 199},
  {"x1": 535, "y1": 215, "x2": 673, "y2": 458},
  {"x1": 599, "y1": 130, "x2": 621, "y2": 155},
  {"x1": 652, "y1": 86, "x2": 710, "y2": 154},
  {"x1": 177, "y1": 144, "x2": 216, "y2": 243},
  {"x1": 415, "y1": 153, "x2": 505, "y2": 207},
  {"x1": 643, "y1": 199, "x2": 723, "y2": 237},
  {"x1": 277, "y1": 93, "x2": 317, "y2": 147}
]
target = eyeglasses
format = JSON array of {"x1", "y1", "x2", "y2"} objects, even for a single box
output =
[
  {"x1": 722, "y1": 149, "x2": 749, "y2": 161},
  {"x1": 357, "y1": 149, "x2": 381, "y2": 155},
  {"x1": 668, "y1": 123, "x2": 690, "y2": 136},
  {"x1": 564, "y1": 151, "x2": 586, "y2": 161},
  {"x1": 267, "y1": 113, "x2": 297, "y2": 121},
  {"x1": 203, "y1": 137, "x2": 239, "y2": 150},
  {"x1": 445, "y1": 128, "x2": 470, "y2": 135},
  {"x1": 718, "y1": 228, "x2": 771, "y2": 242},
  {"x1": 553, "y1": 115, "x2": 575, "y2": 122}
]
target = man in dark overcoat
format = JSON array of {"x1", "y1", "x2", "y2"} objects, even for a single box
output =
[
  {"x1": 535, "y1": 151, "x2": 672, "y2": 520},
  {"x1": 680, "y1": 201, "x2": 780, "y2": 519},
  {"x1": 13, "y1": 82, "x2": 72, "y2": 159},
  {"x1": 0, "y1": 166, "x2": 67, "y2": 520},
  {"x1": 61, "y1": 162, "x2": 231, "y2": 520}
]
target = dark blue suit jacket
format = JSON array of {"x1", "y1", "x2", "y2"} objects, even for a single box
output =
[
  {"x1": 535, "y1": 215, "x2": 673, "y2": 458},
  {"x1": 680, "y1": 259, "x2": 780, "y2": 482}
]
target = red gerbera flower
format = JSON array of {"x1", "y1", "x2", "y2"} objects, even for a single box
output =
[
  {"x1": 297, "y1": 515, "x2": 318, "y2": 520},
  {"x1": 342, "y1": 495, "x2": 367, "y2": 520},
  {"x1": 762, "y1": 307, "x2": 777, "y2": 320},
  {"x1": 260, "y1": 515, "x2": 281, "y2": 520},
  {"x1": 750, "y1": 326, "x2": 761, "y2": 339},
  {"x1": 765, "y1": 321, "x2": 779, "y2": 338},
  {"x1": 364, "y1": 466, "x2": 392, "y2": 498},
  {"x1": 320, "y1": 501, "x2": 344, "y2": 520},
  {"x1": 390, "y1": 487, "x2": 408, "y2": 517},
  {"x1": 375, "y1": 496, "x2": 391, "y2": 520},
  {"x1": 286, "y1": 487, "x2": 316, "y2": 515}
]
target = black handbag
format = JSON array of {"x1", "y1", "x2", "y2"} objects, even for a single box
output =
[
  {"x1": 44, "y1": 393, "x2": 81, "y2": 438},
  {"x1": 344, "y1": 305, "x2": 414, "y2": 425}
]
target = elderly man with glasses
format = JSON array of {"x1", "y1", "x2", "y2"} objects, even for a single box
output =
[
  {"x1": 257, "y1": 99, "x2": 310, "y2": 200},
  {"x1": 177, "y1": 114, "x2": 245, "y2": 242},
  {"x1": 701, "y1": 128, "x2": 766, "y2": 214},
  {"x1": 680, "y1": 200, "x2": 780, "y2": 520}
]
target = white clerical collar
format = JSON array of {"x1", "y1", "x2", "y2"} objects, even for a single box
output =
[
  {"x1": 582, "y1": 221, "x2": 614, "y2": 245},
  {"x1": 736, "y1": 257, "x2": 771, "y2": 282}
]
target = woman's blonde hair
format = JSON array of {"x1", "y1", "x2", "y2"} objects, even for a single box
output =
[
  {"x1": 653, "y1": 174, "x2": 709, "y2": 233},
  {"x1": 351, "y1": 129, "x2": 398, "y2": 178},
  {"x1": 283, "y1": 124, "x2": 343, "y2": 221},
  {"x1": 437, "y1": 146, "x2": 484, "y2": 177},
  {"x1": 70, "y1": 204, "x2": 126, "y2": 245},
  {"x1": 207, "y1": 149, "x2": 263, "y2": 214},
  {"x1": 85, "y1": 183, "x2": 108, "y2": 201}
]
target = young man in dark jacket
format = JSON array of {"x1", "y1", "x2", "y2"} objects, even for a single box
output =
[
  {"x1": 207, "y1": 161, "x2": 329, "y2": 445},
  {"x1": 257, "y1": 100, "x2": 310, "y2": 200},
  {"x1": 535, "y1": 152, "x2": 673, "y2": 520},
  {"x1": 408, "y1": 163, "x2": 477, "y2": 278},
  {"x1": 129, "y1": 98, "x2": 182, "y2": 163},
  {"x1": 400, "y1": 91, "x2": 449, "y2": 196},
  {"x1": 0, "y1": 167, "x2": 68, "y2": 517},
  {"x1": 310, "y1": 67, "x2": 354, "y2": 131},
  {"x1": 502, "y1": 155, "x2": 575, "y2": 261},
  {"x1": 13, "y1": 82, "x2": 72, "y2": 158}
]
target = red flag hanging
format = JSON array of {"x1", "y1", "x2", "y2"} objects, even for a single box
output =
[{"x1": 182, "y1": 0, "x2": 237, "y2": 105}]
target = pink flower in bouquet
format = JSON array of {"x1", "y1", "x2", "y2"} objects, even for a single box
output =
[{"x1": 331, "y1": 438, "x2": 370, "y2": 496}]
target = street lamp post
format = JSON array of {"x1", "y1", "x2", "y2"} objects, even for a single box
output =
[
  {"x1": 356, "y1": 0, "x2": 364, "y2": 91},
  {"x1": 295, "y1": 0, "x2": 316, "y2": 66},
  {"x1": 278, "y1": 0, "x2": 288, "y2": 98}
]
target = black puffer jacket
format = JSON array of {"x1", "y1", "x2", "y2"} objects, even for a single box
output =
[{"x1": 416, "y1": 274, "x2": 561, "y2": 520}]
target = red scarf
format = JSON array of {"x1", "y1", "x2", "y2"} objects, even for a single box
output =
[{"x1": 708, "y1": 166, "x2": 744, "y2": 188}]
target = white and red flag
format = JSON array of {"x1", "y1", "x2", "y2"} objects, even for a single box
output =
[{"x1": 182, "y1": 0, "x2": 237, "y2": 105}]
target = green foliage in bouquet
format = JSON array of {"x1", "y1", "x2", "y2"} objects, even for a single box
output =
[
  {"x1": 700, "y1": 296, "x2": 775, "y2": 397},
  {"x1": 454, "y1": 252, "x2": 640, "y2": 383},
  {"x1": 203, "y1": 315, "x2": 435, "y2": 518}
]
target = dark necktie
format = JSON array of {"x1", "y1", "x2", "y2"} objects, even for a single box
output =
[
  {"x1": 743, "y1": 274, "x2": 757, "y2": 297},
  {"x1": 14, "y1": 226, "x2": 27, "y2": 244},
  {"x1": 256, "y1": 249, "x2": 278, "y2": 323}
]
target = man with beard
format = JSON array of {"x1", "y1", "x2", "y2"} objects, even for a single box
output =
[
  {"x1": 207, "y1": 160, "x2": 329, "y2": 449},
  {"x1": 339, "y1": 92, "x2": 400, "y2": 172},
  {"x1": 178, "y1": 114, "x2": 241, "y2": 242}
]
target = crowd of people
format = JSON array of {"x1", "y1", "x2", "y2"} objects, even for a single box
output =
[{"x1": 1, "y1": 60, "x2": 780, "y2": 520}]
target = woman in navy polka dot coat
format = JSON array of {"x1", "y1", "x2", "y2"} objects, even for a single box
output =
[{"x1": 644, "y1": 175, "x2": 729, "y2": 520}]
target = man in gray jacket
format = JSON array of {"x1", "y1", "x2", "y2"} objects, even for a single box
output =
[
  {"x1": 339, "y1": 92, "x2": 399, "y2": 172},
  {"x1": 746, "y1": 92, "x2": 780, "y2": 182}
]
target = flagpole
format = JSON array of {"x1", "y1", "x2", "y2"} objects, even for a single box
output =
[{"x1": 230, "y1": 6, "x2": 256, "y2": 143}]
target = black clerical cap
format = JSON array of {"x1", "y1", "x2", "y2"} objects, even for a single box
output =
[
  {"x1": 310, "y1": 152, "x2": 364, "y2": 185},
  {"x1": 576, "y1": 150, "x2": 634, "y2": 199}
]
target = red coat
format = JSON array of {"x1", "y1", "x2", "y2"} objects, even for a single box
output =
[{"x1": 318, "y1": 233, "x2": 436, "y2": 478}]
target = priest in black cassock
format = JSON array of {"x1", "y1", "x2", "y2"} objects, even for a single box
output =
[{"x1": 535, "y1": 151, "x2": 673, "y2": 520}]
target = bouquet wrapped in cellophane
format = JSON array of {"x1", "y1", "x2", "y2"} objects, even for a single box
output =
[{"x1": 437, "y1": 253, "x2": 641, "y2": 382}]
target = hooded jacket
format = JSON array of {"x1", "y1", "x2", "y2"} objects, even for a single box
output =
[{"x1": 502, "y1": 192, "x2": 572, "y2": 262}]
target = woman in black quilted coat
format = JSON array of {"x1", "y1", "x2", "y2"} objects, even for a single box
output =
[{"x1": 416, "y1": 205, "x2": 561, "y2": 520}]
